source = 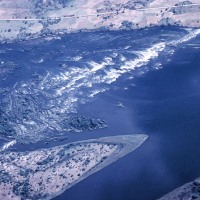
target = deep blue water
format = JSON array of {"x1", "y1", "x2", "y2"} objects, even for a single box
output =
[
  {"x1": 54, "y1": 30, "x2": 200, "y2": 200},
  {"x1": 0, "y1": 26, "x2": 200, "y2": 199}
]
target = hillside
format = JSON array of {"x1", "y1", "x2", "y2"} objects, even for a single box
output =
[{"x1": 0, "y1": 0, "x2": 200, "y2": 41}]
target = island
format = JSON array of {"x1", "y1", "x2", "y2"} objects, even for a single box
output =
[{"x1": 0, "y1": 134, "x2": 148, "y2": 200}]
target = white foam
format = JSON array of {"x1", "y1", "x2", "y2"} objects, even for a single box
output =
[
  {"x1": 154, "y1": 62, "x2": 162, "y2": 70},
  {"x1": 32, "y1": 58, "x2": 44, "y2": 64},
  {"x1": 124, "y1": 46, "x2": 131, "y2": 50},
  {"x1": 100, "y1": 29, "x2": 200, "y2": 85},
  {"x1": 45, "y1": 36, "x2": 61, "y2": 41},
  {"x1": 169, "y1": 29, "x2": 200, "y2": 45},
  {"x1": 112, "y1": 52, "x2": 118, "y2": 58},
  {"x1": 88, "y1": 88, "x2": 108, "y2": 98},
  {"x1": 120, "y1": 55, "x2": 126, "y2": 62},
  {"x1": 101, "y1": 42, "x2": 166, "y2": 84},
  {"x1": 4, "y1": 29, "x2": 200, "y2": 142},
  {"x1": 73, "y1": 56, "x2": 82, "y2": 61},
  {"x1": 1, "y1": 140, "x2": 16, "y2": 151},
  {"x1": 122, "y1": 42, "x2": 166, "y2": 71},
  {"x1": 89, "y1": 61, "x2": 106, "y2": 72},
  {"x1": 104, "y1": 57, "x2": 114, "y2": 65}
]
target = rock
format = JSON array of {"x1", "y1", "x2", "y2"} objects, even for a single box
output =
[{"x1": 60, "y1": 116, "x2": 108, "y2": 132}]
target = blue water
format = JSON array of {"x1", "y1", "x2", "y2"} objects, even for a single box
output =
[
  {"x1": 54, "y1": 30, "x2": 200, "y2": 199},
  {"x1": 0, "y1": 26, "x2": 200, "y2": 199}
]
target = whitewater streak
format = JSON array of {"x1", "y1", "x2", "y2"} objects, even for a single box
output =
[
  {"x1": 97, "y1": 28, "x2": 200, "y2": 85},
  {"x1": 169, "y1": 28, "x2": 200, "y2": 45},
  {"x1": 1, "y1": 140, "x2": 16, "y2": 151},
  {"x1": 3, "y1": 28, "x2": 200, "y2": 143}
]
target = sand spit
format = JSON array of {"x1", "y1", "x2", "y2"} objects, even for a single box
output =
[
  {"x1": 159, "y1": 177, "x2": 200, "y2": 200},
  {"x1": 0, "y1": 134, "x2": 147, "y2": 200}
]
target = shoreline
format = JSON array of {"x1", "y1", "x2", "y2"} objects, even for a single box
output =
[
  {"x1": 0, "y1": 0, "x2": 200, "y2": 43},
  {"x1": 0, "y1": 134, "x2": 148, "y2": 200},
  {"x1": 158, "y1": 177, "x2": 200, "y2": 200}
]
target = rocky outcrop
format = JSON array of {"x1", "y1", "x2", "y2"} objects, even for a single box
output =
[{"x1": 60, "y1": 116, "x2": 107, "y2": 132}]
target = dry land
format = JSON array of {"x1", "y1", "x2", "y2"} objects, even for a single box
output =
[
  {"x1": 0, "y1": 0, "x2": 200, "y2": 41},
  {"x1": 0, "y1": 134, "x2": 147, "y2": 200}
]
